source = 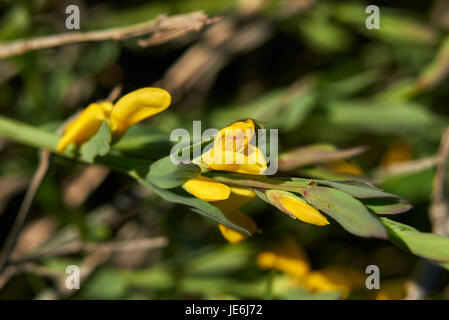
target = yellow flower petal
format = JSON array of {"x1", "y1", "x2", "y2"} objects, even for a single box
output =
[
  {"x1": 376, "y1": 279, "x2": 407, "y2": 300},
  {"x1": 214, "y1": 119, "x2": 255, "y2": 154},
  {"x1": 219, "y1": 224, "x2": 247, "y2": 243},
  {"x1": 257, "y1": 239, "x2": 310, "y2": 278},
  {"x1": 110, "y1": 87, "x2": 171, "y2": 137},
  {"x1": 57, "y1": 102, "x2": 113, "y2": 152},
  {"x1": 218, "y1": 209, "x2": 257, "y2": 244},
  {"x1": 203, "y1": 145, "x2": 267, "y2": 175},
  {"x1": 279, "y1": 196, "x2": 330, "y2": 226},
  {"x1": 236, "y1": 144, "x2": 267, "y2": 174},
  {"x1": 183, "y1": 175, "x2": 231, "y2": 202},
  {"x1": 303, "y1": 267, "x2": 364, "y2": 298}
]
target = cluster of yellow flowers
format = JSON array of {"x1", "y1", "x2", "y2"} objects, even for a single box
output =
[
  {"x1": 55, "y1": 87, "x2": 409, "y2": 300},
  {"x1": 57, "y1": 87, "x2": 171, "y2": 152},
  {"x1": 256, "y1": 238, "x2": 407, "y2": 299},
  {"x1": 57, "y1": 87, "x2": 330, "y2": 243},
  {"x1": 181, "y1": 118, "x2": 331, "y2": 242}
]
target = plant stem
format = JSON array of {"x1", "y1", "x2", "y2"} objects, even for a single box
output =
[
  {"x1": 0, "y1": 115, "x2": 150, "y2": 174},
  {"x1": 0, "y1": 115, "x2": 58, "y2": 151}
]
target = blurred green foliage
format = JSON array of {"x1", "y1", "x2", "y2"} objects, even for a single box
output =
[{"x1": 1, "y1": 0, "x2": 449, "y2": 300}]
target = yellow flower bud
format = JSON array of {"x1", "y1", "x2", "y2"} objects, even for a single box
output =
[{"x1": 279, "y1": 195, "x2": 330, "y2": 226}]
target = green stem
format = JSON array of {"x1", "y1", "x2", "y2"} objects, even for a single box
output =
[
  {"x1": 0, "y1": 115, "x2": 58, "y2": 151},
  {"x1": 0, "y1": 115, "x2": 151, "y2": 174},
  {"x1": 210, "y1": 172, "x2": 311, "y2": 192}
]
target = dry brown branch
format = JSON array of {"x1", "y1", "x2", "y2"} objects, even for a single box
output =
[
  {"x1": 279, "y1": 144, "x2": 368, "y2": 171},
  {"x1": 158, "y1": 0, "x2": 315, "y2": 105},
  {"x1": 56, "y1": 236, "x2": 168, "y2": 299},
  {"x1": 0, "y1": 237, "x2": 168, "y2": 292},
  {"x1": 0, "y1": 12, "x2": 217, "y2": 59},
  {"x1": 0, "y1": 149, "x2": 51, "y2": 271},
  {"x1": 373, "y1": 156, "x2": 438, "y2": 183},
  {"x1": 429, "y1": 127, "x2": 449, "y2": 235},
  {"x1": 158, "y1": 17, "x2": 273, "y2": 103},
  {"x1": 406, "y1": 127, "x2": 449, "y2": 300},
  {"x1": 0, "y1": 263, "x2": 63, "y2": 290},
  {"x1": 62, "y1": 165, "x2": 110, "y2": 209},
  {"x1": 106, "y1": 84, "x2": 123, "y2": 103},
  {"x1": 0, "y1": 175, "x2": 28, "y2": 214},
  {"x1": 7, "y1": 237, "x2": 168, "y2": 265}
]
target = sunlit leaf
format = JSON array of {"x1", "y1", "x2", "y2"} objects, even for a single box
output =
[{"x1": 382, "y1": 218, "x2": 449, "y2": 262}]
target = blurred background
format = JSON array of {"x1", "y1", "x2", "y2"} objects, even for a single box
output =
[{"x1": 0, "y1": 0, "x2": 448, "y2": 299}]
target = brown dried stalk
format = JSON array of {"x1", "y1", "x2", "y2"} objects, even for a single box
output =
[{"x1": 0, "y1": 12, "x2": 217, "y2": 59}]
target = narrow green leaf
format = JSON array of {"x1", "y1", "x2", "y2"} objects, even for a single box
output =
[
  {"x1": 362, "y1": 198, "x2": 412, "y2": 215},
  {"x1": 302, "y1": 186, "x2": 387, "y2": 238},
  {"x1": 317, "y1": 180, "x2": 404, "y2": 199},
  {"x1": 329, "y1": 101, "x2": 438, "y2": 135},
  {"x1": 80, "y1": 122, "x2": 111, "y2": 163},
  {"x1": 146, "y1": 156, "x2": 200, "y2": 189},
  {"x1": 382, "y1": 218, "x2": 449, "y2": 262}
]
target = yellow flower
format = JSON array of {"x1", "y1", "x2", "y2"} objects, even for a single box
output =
[
  {"x1": 218, "y1": 209, "x2": 258, "y2": 243},
  {"x1": 215, "y1": 186, "x2": 258, "y2": 243},
  {"x1": 257, "y1": 239, "x2": 311, "y2": 279},
  {"x1": 202, "y1": 119, "x2": 268, "y2": 175},
  {"x1": 183, "y1": 119, "x2": 267, "y2": 202},
  {"x1": 257, "y1": 239, "x2": 364, "y2": 299},
  {"x1": 303, "y1": 267, "x2": 365, "y2": 298},
  {"x1": 182, "y1": 120, "x2": 267, "y2": 242},
  {"x1": 376, "y1": 279, "x2": 407, "y2": 300},
  {"x1": 57, "y1": 102, "x2": 113, "y2": 153},
  {"x1": 57, "y1": 87, "x2": 171, "y2": 153}
]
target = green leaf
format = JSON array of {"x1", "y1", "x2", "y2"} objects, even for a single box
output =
[
  {"x1": 329, "y1": 100, "x2": 442, "y2": 136},
  {"x1": 146, "y1": 156, "x2": 200, "y2": 189},
  {"x1": 138, "y1": 178, "x2": 251, "y2": 236},
  {"x1": 302, "y1": 186, "x2": 387, "y2": 238},
  {"x1": 362, "y1": 198, "x2": 412, "y2": 215},
  {"x1": 80, "y1": 122, "x2": 111, "y2": 163},
  {"x1": 211, "y1": 173, "x2": 312, "y2": 192},
  {"x1": 317, "y1": 180, "x2": 404, "y2": 199},
  {"x1": 382, "y1": 218, "x2": 449, "y2": 262},
  {"x1": 417, "y1": 36, "x2": 449, "y2": 90}
]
